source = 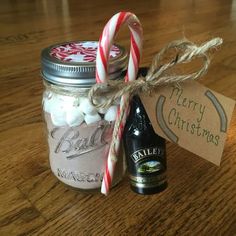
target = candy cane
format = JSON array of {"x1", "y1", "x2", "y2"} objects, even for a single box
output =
[{"x1": 95, "y1": 12, "x2": 143, "y2": 195}]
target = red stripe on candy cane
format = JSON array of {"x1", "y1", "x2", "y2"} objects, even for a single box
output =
[
  {"x1": 118, "y1": 123, "x2": 124, "y2": 140},
  {"x1": 125, "y1": 36, "x2": 140, "y2": 82},
  {"x1": 131, "y1": 34, "x2": 141, "y2": 63},
  {"x1": 105, "y1": 163, "x2": 111, "y2": 188},
  {"x1": 99, "y1": 46, "x2": 108, "y2": 74},
  {"x1": 95, "y1": 70, "x2": 102, "y2": 84},
  {"x1": 115, "y1": 12, "x2": 127, "y2": 33},
  {"x1": 102, "y1": 25, "x2": 111, "y2": 59},
  {"x1": 130, "y1": 47, "x2": 138, "y2": 74},
  {"x1": 131, "y1": 39, "x2": 140, "y2": 72},
  {"x1": 103, "y1": 154, "x2": 115, "y2": 195},
  {"x1": 96, "y1": 12, "x2": 143, "y2": 195}
]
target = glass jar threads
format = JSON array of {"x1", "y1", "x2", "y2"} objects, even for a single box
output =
[{"x1": 41, "y1": 41, "x2": 127, "y2": 192}]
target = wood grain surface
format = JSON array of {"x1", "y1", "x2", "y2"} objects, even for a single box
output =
[{"x1": 0, "y1": 0, "x2": 236, "y2": 235}]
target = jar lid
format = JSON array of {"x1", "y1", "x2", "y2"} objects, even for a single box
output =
[{"x1": 41, "y1": 41, "x2": 127, "y2": 87}]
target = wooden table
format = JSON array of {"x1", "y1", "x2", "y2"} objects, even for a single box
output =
[{"x1": 0, "y1": 0, "x2": 236, "y2": 235}]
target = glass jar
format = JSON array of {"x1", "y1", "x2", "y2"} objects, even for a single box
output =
[{"x1": 41, "y1": 41, "x2": 127, "y2": 192}]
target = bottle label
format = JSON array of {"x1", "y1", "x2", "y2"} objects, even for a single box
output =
[
  {"x1": 129, "y1": 146, "x2": 166, "y2": 176},
  {"x1": 131, "y1": 147, "x2": 164, "y2": 163},
  {"x1": 130, "y1": 173, "x2": 166, "y2": 188},
  {"x1": 129, "y1": 146, "x2": 167, "y2": 188}
]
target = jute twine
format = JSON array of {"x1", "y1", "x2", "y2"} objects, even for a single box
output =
[{"x1": 88, "y1": 38, "x2": 223, "y2": 109}]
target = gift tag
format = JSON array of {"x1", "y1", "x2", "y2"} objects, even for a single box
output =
[{"x1": 140, "y1": 80, "x2": 235, "y2": 165}]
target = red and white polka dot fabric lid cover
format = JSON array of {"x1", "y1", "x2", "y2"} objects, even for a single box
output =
[{"x1": 41, "y1": 41, "x2": 127, "y2": 87}]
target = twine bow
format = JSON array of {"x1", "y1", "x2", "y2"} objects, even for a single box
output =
[{"x1": 88, "y1": 37, "x2": 223, "y2": 109}]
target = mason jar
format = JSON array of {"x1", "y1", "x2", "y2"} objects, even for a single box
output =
[{"x1": 41, "y1": 41, "x2": 127, "y2": 192}]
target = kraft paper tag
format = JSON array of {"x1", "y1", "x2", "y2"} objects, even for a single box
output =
[{"x1": 140, "y1": 80, "x2": 235, "y2": 165}]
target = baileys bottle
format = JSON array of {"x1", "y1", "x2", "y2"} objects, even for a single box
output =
[{"x1": 123, "y1": 93, "x2": 167, "y2": 195}]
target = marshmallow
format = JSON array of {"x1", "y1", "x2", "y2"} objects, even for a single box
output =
[
  {"x1": 98, "y1": 107, "x2": 108, "y2": 114},
  {"x1": 60, "y1": 95, "x2": 75, "y2": 103},
  {"x1": 50, "y1": 95, "x2": 63, "y2": 110},
  {"x1": 84, "y1": 112, "x2": 101, "y2": 125},
  {"x1": 43, "y1": 98, "x2": 52, "y2": 113},
  {"x1": 42, "y1": 91, "x2": 54, "y2": 113},
  {"x1": 66, "y1": 107, "x2": 84, "y2": 127},
  {"x1": 51, "y1": 109, "x2": 67, "y2": 126},
  {"x1": 59, "y1": 95, "x2": 76, "y2": 111},
  {"x1": 79, "y1": 98, "x2": 97, "y2": 114},
  {"x1": 50, "y1": 96, "x2": 67, "y2": 126},
  {"x1": 104, "y1": 105, "x2": 118, "y2": 122}
]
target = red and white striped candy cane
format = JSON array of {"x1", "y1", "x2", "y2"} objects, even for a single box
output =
[{"x1": 95, "y1": 12, "x2": 143, "y2": 195}]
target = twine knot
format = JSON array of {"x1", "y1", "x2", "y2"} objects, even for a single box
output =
[{"x1": 88, "y1": 37, "x2": 223, "y2": 109}]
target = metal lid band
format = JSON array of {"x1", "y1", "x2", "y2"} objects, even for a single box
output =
[{"x1": 41, "y1": 41, "x2": 127, "y2": 87}]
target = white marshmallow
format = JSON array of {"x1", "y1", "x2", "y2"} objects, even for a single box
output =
[
  {"x1": 42, "y1": 91, "x2": 54, "y2": 113},
  {"x1": 79, "y1": 98, "x2": 97, "y2": 114},
  {"x1": 66, "y1": 107, "x2": 84, "y2": 127},
  {"x1": 61, "y1": 95, "x2": 75, "y2": 103},
  {"x1": 104, "y1": 105, "x2": 118, "y2": 122},
  {"x1": 43, "y1": 94, "x2": 59, "y2": 114},
  {"x1": 84, "y1": 113, "x2": 101, "y2": 125},
  {"x1": 43, "y1": 98, "x2": 51, "y2": 113},
  {"x1": 59, "y1": 95, "x2": 75, "y2": 111},
  {"x1": 49, "y1": 96, "x2": 63, "y2": 111},
  {"x1": 98, "y1": 107, "x2": 108, "y2": 114},
  {"x1": 50, "y1": 96, "x2": 67, "y2": 126},
  {"x1": 51, "y1": 110, "x2": 67, "y2": 126}
]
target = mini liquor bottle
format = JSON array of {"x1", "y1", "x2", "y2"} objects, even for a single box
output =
[{"x1": 123, "y1": 95, "x2": 167, "y2": 195}]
